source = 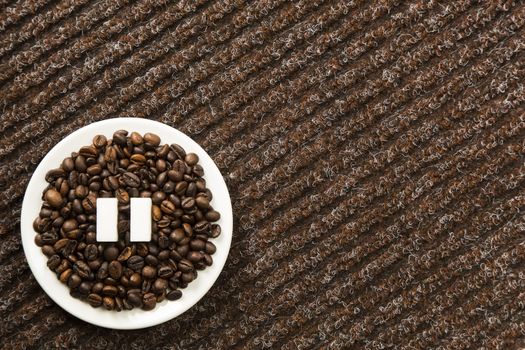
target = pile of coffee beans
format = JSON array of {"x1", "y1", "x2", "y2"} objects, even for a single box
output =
[{"x1": 33, "y1": 131, "x2": 221, "y2": 311}]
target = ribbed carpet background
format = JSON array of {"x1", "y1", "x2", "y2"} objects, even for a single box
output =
[{"x1": 1, "y1": 0, "x2": 525, "y2": 349}]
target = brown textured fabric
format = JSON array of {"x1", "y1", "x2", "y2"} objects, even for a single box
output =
[{"x1": 1, "y1": 0, "x2": 525, "y2": 348}]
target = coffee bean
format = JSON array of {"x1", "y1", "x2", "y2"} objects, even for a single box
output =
[
  {"x1": 87, "y1": 293, "x2": 103, "y2": 307},
  {"x1": 210, "y1": 224, "x2": 221, "y2": 238},
  {"x1": 145, "y1": 254, "x2": 158, "y2": 266},
  {"x1": 61, "y1": 157, "x2": 75, "y2": 172},
  {"x1": 152, "y1": 191, "x2": 166, "y2": 205},
  {"x1": 92, "y1": 135, "x2": 107, "y2": 148},
  {"x1": 44, "y1": 188, "x2": 63, "y2": 208},
  {"x1": 97, "y1": 262, "x2": 109, "y2": 280},
  {"x1": 181, "y1": 197, "x2": 195, "y2": 211},
  {"x1": 194, "y1": 221, "x2": 210, "y2": 234},
  {"x1": 103, "y1": 246, "x2": 119, "y2": 261},
  {"x1": 128, "y1": 293, "x2": 142, "y2": 307},
  {"x1": 190, "y1": 239, "x2": 206, "y2": 251},
  {"x1": 195, "y1": 196, "x2": 210, "y2": 209},
  {"x1": 117, "y1": 246, "x2": 133, "y2": 262},
  {"x1": 205, "y1": 210, "x2": 221, "y2": 222},
  {"x1": 142, "y1": 266, "x2": 157, "y2": 280},
  {"x1": 62, "y1": 219, "x2": 78, "y2": 233},
  {"x1": 203, "y1": 254, "x2": 213, "y2": 266},
  {"x1": 103, "y1": 296, "x2": 115, "y2": 310},
  {"x1": 74, "y1": 260, "x2": 91, "y2": 279},
  {"x1": 158, "y1": 235, "x2": 170, "y2": 249},
  {"x1": 182, "y1": 223, "x2": 193, "y2": 237},
  {"x1": 178, "y1": 259, "x2": 193, "y2": 273},
  {"x1": 115, "y1": 188, "x2": 129, "y2": 204},
  {"x1": 152, "y1": 205, "x2": 162, "y2": 221},
  {"x1": 166, "y1": 290, "x2": 182, "y2": 301},
  {"x1": 74, "y1": 185, "x2": 88, "y2": 199},
  {"x1": 175, "y1": 181, "x2": 188, "y2": 195},
  {"x1": 160, "y1": 200, "x2": 176, "y2": 214},
  {"x1": 108, "y1": 261, "x2": 123, "y2": 280},
  {"x1": 60, "y1": 269, "x2": 73, "y2": 283},
  {"x1": 144, "y1": 133, "x2": 161, "y2": 147},
  {"x1": 187, "y1": 251, "x2": 203, "y2": 263},
  {"x1": 142, "y1": 293, "x2": 156, "y2": 310},
  {"x1": 68, "y1": 274, "x2": 82, "y2": 288},
  {"x1": 181, "y1": 272, "x2": 194, "y2": 283},
  {"x1": 122, "y1": 172, "x2": 140, "y2": 187},
  {"x1": 112, "y1": 131, "x2": 127, "y2": 145},
  {"x1": 130, "y1": 273, "x2": 142, "y2": 287},
  {"x1": 102, "y1": 285, "x2": 118, "y2": 297},
  {"x1": 130, "y1": 154, "x2": 146, "y2": 165},
  {"x1": 205, "y1": 241, "x2": 216, "y2": 254},
  {"x1": 45, "y1": 168, "x2": 66, "y2": 183},
  {"x1": 130, "y1": 132, "x2": 143, "y2": 145},
  {"x1": 185, "y1": 153, "x2": 199, "y2": 166},
  {"x1": 127, "y1": 255, "x2": 145, "y2": 270},
  {"x1": 86, "y1": 164, "x2": 102, "y2": 175},
  {"x1": 152, "y1": 278, "x2": 168, "y2": 294},
  {"x1": 167, "y1": 169, "x2": 184, "y2": 182},
  {"x1": 47, "y1": 255, "x2": 61, "y2": 270}
]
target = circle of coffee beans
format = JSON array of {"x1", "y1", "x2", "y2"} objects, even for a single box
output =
[{"x1": 33, "y1": 130, "x2": 222, "y2": 311}]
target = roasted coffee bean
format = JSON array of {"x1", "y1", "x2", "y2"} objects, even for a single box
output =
[
  {"x1": 84, "y1": 244, "x2": 98, "y2": 260},
  {"x1": 79, "y1": 281, "x2": 93, "y2": 295},
  {"x1": 130, "y1": 132, "x2": 143, "y2": 145},
  {"x1": 142, "y1": 293, "x2": 156, "y2": 310},
  {"x1": 168, "y1": 169, "x2": 184, "y2": 182},
  {"x1": 185, "y1": 153, "x2": 199, "y2": 166},
  {"x1": 158, "y1": 250, "x2": 170, "y2": 261},
  {"x1": 74, "y1": 185, "x2": 88, "y2": 199},
  {"x1": 136, "y1": 244, "x2": 149, "y2": 257},
  {"x1": 86, "y1": 164, "x2": 102, "y2": 175},
  {"x1": 193, "y1": 164, "x2": 204, "y2": 177},
  {"x1": 130, "y1": 273, "x2": 142, "y2": 287},
  {"x1": 108, "y1": 261, "x2": 123, "y2": 280},
  {"x1": 122, "y1": 172, "x2": 140, "y2": 187},
  {"x1": 56, "y1": 259, "x2": 70, "y2": 274},
  {"x1": 102, "y1": 285, "x2": 118, "y2": 297},
  {"x1": 166, "y1": 290, "x2": 182, "y2": 301},
  {"x1": 47, "y1": 255, "x2": 61, "y2": 270},
  {"x1": 144, "y1": 133, "x2": 161, "y2": 147},
  {"x1": 117, "y1": 246, "x2": 133, "y2": 261},
  {"x1": 112, "y1": 130, "x2": 127, "y2": 145},
  {"x1": 60, "y1": 269, "x2": 73, "y2": 283},
  {"x1": 68, "y1": 274, "x2": 82, "y2": 288},
  {"x1": 187, "y1": 251, "x2": 203, "y2": 263},
  {"x1": 158, "y1": 235, "x2": 170, "y2": 249},
  {"x1": 189, "y1": 239, "x2": 206, "y2": 251},
  {"x1": 62, "y1": 219, "x2": 78, "y2": 233},
  {"x1": 130, "y1": 154, "x2": 146, "y2": 165},
  {"x1": 127, "y1": 255, "x2": 145, "y2": 270},
  {"x1": 181, "y1": 272, "x2": 194, "y2": 283},
  {"x1": 160, "y1": 200, "x2": 176, "y2": 214},
  {"x1": 182, "y1": 223, "x2": 193, "y2": 237},
  {"x1": 205, "y1": 241, "x2": 217, "y2": 254},
  {"x1": 178, "y1": 259, "x2": 193, "y2": 273},
  {"x1": 194, "y1": 221, "x2": 210, "y2": 234},
  {"x1": 205, "y1": 210, "x2": 221, "y2": 222},
  {"x1": 176, "y1": 244, "x2": 190, "y2": 257},
  {"x1": 195, "y1": 196, "x2": 210, "y2": 209},
  {"x1": 103, "y1": 296, "x2": 115, "y2": 310},
  {"x1": 128, "y1": 293, "x2": 142, "y2": 307},
  {"x1": 97, "y1": 262, "x2": 109, "y2": 280},
  {"x1": 115, "y1": 296, "x2": 124, "y2": 312},
  {"x1": 152, "y1": 205, "x2": 162, "y2": 221},
  {"x1": 92, "y1": 135, "x2": 107, "y2": 148},
  {"x1": 175, "y1": 181, "x2": 188, "y2": 195},
  {"x1": 181, "y1": 197, "x2": 195, "y2": 211},
  {"x1": 62, "y1": 157, "x2": 75, "y2": 172},
  {"x1": 74, "y1": 260, "x2": 91, "y2": 279},
  {"x1": 88, "y1": 293, "x2": 103, "y2": 307},
  {"x1": 142, "y1": 266, "x2": 157, "y2": 279},
  {"x1": 170, "y1": 228, "x2": 185, "y2": 243},
  {"x1": 104, "y1": 246, "x2": 119, "y2": 261},
  {"x1": 79, "y1": 146, "x2": 98, "y2": 158},
  {"x1": 203, "y1": 254, "x2": 213, "y2": 266},
  {"x1": 152, "y1": 191, "x2": 166, "y2": 205},
  {"x1": 145, "y1": 255, "x2": 158, "y2": 266},
  {"x1": 41, "y1": 245, "x2": 55, "y2": 257},
  {"x1": 44, "y1": 188, "x2": 63, "y2": 208},
  {"x1": 91, "y1": 282, "x2": 104, "y2": 294},
  {"x1": 210, "y1": 224, "x2": 221, "y2": 238},
  {"x1": 152, "y1": 278, "x2": 168, "y2": 294},
  {"x1": 158, "y1": 266, "x2": 174, "y2": 279}
]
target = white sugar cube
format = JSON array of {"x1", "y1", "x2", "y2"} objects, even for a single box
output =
[
  {"x1": 130, "y1": 198, "x2": 152, "y2": 242},
  {"x1": 96, "y1": 198, "x2": 118, "y2": 242}
]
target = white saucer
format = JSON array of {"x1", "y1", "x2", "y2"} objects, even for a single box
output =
[{"x1": 20, "y1": 118, "x2": 233, "y2": 330}]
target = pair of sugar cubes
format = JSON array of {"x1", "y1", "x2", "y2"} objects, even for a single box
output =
[{"x1": 96, "y1": 198, "x2": 152, "y2": 242}]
